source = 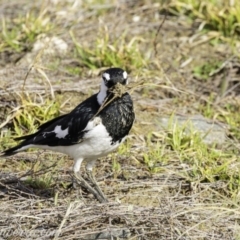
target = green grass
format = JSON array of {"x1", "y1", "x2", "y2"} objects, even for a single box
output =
[
  {"x1": 197, "y1": 95, "x2": 240, "y2": 141},
  {"x1": 139, "y1": 116, "x2": 240, "y2": 199},
  {"x1": 25, "y1": 175, "x2": 53, "y2": 189},
  {"x1": 142, "y1": 133, "x2": 169, "y2": 173},
  {"x1": 168, "y1": 0, "x2": 240, "y2": 38},
  {"x1": 0, "y1": 93, "x2": 61, "y2": 150},
  {"x1": 193, "y1": 60, "x2": 223, "y2": 80},
  {"x1": 70, "y1": 28, "x2": 148, "y2": 73},
  {"x1": 0, "y1": 10, "x2": 53, "y2": 53}
]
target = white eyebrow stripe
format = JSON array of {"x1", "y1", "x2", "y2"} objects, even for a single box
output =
[
  {"x1": 123, "y1": 71, "x2": 128, "y2": 79},
  {"x1": 103, "y1": 72, "x2": 110, "y2": 81}
]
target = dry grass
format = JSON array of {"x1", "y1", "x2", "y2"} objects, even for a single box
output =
[{"x1": 1, "y1": 172, "x2": 239, "y2": 239}]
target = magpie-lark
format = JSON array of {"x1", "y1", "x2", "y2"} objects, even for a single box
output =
[{"x1": 1, "y1": 67, "x2": 135, "y2": 203}]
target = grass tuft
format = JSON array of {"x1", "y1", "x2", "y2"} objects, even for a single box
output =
[
  {"x1": 0, "y1": 93, "x2": 61, "y2": 149},
  {"x1": 140, "y1": 115, "x2": 240, "y2": 198},
  {"x1": 70, "y1": 28, "x2": 148, "y2": 73},
  {"x1": 0, "y1": 10, "x2": 53, "y2": 53},
  {"x1": 168, "y1": 0, "x2": 240, "y2": 37}
]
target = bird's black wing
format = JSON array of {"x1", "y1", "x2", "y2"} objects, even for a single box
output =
[
  {"x1": 14, "y1": 114, "x2": 68, "y2": 141},
  {"x1": 14, "y1": 94, "x2": 100, "y2": 147}
]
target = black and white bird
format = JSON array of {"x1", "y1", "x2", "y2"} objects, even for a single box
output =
[{"x1": 1, "y1": 68, "x2": 135, "y2": 202}]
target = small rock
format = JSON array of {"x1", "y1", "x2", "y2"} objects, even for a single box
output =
[
  {"x1": 157, "y1": 115, "x2": 227, "y2": 145},
  {"x1": 82, "y1": 228, "x2": 131, "y2": 240},
  {"x1": 32, "y1": 34, "x2": 68, "y2": 55},
  {"x1": 18, "y1": 34, "x2": 68, "y2": 65}
]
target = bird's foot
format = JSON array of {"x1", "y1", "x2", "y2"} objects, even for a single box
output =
[
  {"x1": 73, "y1": 172, "x2": 107, "y2": 203},
  {"x1": 86, "y1": 170, "x2": 108, "y2": 203}
]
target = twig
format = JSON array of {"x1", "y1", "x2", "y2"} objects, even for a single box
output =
[
  {"x1": 54, "y1": 201, "x2": 76, "y2": 239},
  {"x1": 93, "y1": 82, "x2": 127, "y2": 118},
  {"x1": 153, "y1": 14, "x2": 167, "y2": 57}
]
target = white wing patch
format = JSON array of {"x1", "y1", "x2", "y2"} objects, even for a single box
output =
[{"x1": 54, "y1": 125, "x2": 69, "y2": 138}]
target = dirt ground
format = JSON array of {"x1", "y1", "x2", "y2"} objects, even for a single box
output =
[{"x1": 0, "y1": 0, "x2": 240, "y2": 239}]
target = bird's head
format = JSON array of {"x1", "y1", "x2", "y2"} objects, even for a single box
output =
[
  {"x1": 102, "y1": 68, "x2": 128, "y2": 88},
  {"x1": 97, "y1": 68, "x2": 128, "y2": 105}
]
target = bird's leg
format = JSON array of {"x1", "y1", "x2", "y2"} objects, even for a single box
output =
[
  {"x1": 86, "y1": 170, "x2": 108, "y2": 202},
  {"x1": 73, "y1": 158, "x2": 106, "y2": 203},
  {"x1": 86, "y1": 160, "x2": 108, "y2": 202}
]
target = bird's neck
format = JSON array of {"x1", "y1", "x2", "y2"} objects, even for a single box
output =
[{"x1": 97, "y1": 80, "x2": 109, "y2": 105}]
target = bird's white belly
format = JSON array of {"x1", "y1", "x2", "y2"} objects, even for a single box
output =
[
  {"x1": 73, "y1": 137, "x2": 120, "y2": 158},
  {"x1": 41, "y1": 137, "x2": 122, "y2": 160},
  {"x1": 34, "y1": 120, "x2": 125, "y2": 160}
]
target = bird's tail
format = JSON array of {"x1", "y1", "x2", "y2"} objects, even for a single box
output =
[
  {"x1": 1, "y1": 142, "x2": 31, "y2": 157},
  {"x1": 1, "y1": 132, "x2": 37, "y2": 157}
]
